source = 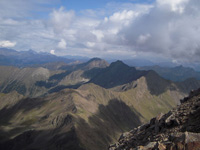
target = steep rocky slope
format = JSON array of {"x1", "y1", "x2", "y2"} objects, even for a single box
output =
[{"x1": 109, "y1": 88, "x2": 200, "y2": 150}]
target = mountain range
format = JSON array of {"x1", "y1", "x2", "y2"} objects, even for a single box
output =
[
  {"x1": 139, "y1": 65, "x2": 200, "y2": 82},
  {"x1": 0, "y1": 51, "x2": 200, "y2": 149},
  {"x1": 0, "y1": 48, "x2": 74, "y2": 67}
]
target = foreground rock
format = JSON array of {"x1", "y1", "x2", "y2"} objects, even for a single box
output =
[{"x1": 109, "y1": 89, "x2": 200, "y2": 150}]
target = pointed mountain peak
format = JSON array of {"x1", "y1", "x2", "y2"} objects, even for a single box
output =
[
  {"x1": 82, "y1": 57, "x2": 109, "y2": 70},
  {"x1": 110, "y1": 60, "x2": 130, "y2": 69}
]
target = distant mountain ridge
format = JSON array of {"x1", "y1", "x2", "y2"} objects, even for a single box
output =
[
  {"x1": 0, "y1": 48, "x2": 74, "y2": 67},
  {"x1": 139, "y1": 65, "x2": 200, "y2": 82}
]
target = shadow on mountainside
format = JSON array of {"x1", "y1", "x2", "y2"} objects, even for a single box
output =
[
  {"x1": 0, "y1": 81, "x2": 27, "y2": 95},
  {"x1": 145, "y1": 71, "x2": 174, "y2": 96},
  {"x1": 82, "y1": 61, "x2": 148, "y2": 89},
  {"x1": 145, "y1": 71, "x2": 200, "y2": 96},
  {"x1": 0, "y1": 97, "x2": 47, "y2": 126},
  {"x1": 76, "y1": 99, "x2": 142, "y2": 150},
  {"x1": 0, "y1": 126, "x2": 84, "y2": 150},
  {"x1": 35, "y1": 71, "x2": 72, "y2": 90},
  {"x1": 0, "y1": 99, "x2": 142, "y2": 150},
  {"x1": 0, "y1": 95, "x2": 84, "y2": 150}
]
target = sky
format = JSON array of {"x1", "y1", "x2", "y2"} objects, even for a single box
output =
[{"x1": 0, "y1": 0, "x2": 200, "y2": 64}]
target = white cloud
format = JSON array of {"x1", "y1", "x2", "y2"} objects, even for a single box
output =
[
  {"x1": 0, "y1": 0, "x2": 200, "y2": 62},
  {"x1": 109, "y1": 10, "x2": 136, "y2": 22},
  {"x1": 116, "y1": 0, "x2": 200, "y2": 62},
  {"x1": 0, "y1": 40, "x2": 16, "y2": 48},
  {"x1": 137, "y1": 34, "x2": 151, "y2": 45},
  {"x1": 172, "y1": 59, "x2": 179, "y2": 64},
  {"x1": 0, "y1": 18, "x2": 23, "y2": 25},
  {"x1": 157, "y1": 0, "x2": 189, "y2": 13},
  {"x1": 86, "y1": 42, "x2": 95, "y2": 48},
  {"x1": 0, "y1": 1, "x2": 152, "y2": 58},
  {"x1": 92, "y1": 30, "x2": 104, "y2": 42},
  {"x1": 50, "y1": 7, "x2": 75, "y2": 34},
  {"x1": 50, "y1": 49, "x2": 55, "y2": 55},
  {"x1": 58, "y1": 39, "x2": 67, "y2": 49}
]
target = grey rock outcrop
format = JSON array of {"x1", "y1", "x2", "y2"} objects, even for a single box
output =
[{"x1": 109, "y1": 88, "x2": 200, "y2": 150}]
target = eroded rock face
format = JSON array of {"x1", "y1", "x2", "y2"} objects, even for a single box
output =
[{"x1": 109, "y1": 88, "x2": 200, "y2": 150}]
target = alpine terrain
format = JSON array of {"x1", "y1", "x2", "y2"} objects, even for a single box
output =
[
  {"x1": 1, "y1": 0, "x2": 200, "y2": 149},
  {"x1": 0, "y1": 55, "x2": 200, "y2": 150}
]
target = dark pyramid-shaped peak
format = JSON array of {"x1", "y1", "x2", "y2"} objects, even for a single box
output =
[
  {"x1": 109, "y1": 60, "x2": 134, "y2": 70},
  {"x1": 110, "y1": 60, "x2": 127, "y2": 66},
  {"x1": 144, "y1": 70, "x2": 172, "y2": 95},
  {"x1": 89, "y1": 60, "x2": 146, "y2": 88}
]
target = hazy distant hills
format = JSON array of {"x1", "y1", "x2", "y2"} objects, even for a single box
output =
[
  {"x1": 0, "y1": 48, "x2": 74, "y2": 67},
  {"x1": 0, "y1": 57, "x2": 200, "y2": 149},
  {"x1": 139, "y1": 65, "x2": 200, "y2": 82}
]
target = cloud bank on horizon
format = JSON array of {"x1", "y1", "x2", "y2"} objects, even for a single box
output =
[{"x1": 0, "y1": 0, "x2": 199, "y2": 63}]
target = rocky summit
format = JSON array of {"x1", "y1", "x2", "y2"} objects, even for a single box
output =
[{"x1": 109, "y1": 88, "x2": 200, "y2": 150}]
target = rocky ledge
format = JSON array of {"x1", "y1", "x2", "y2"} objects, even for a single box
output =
[{"x1": 109, "y1": 89, "x2": 200, "y2": 150}]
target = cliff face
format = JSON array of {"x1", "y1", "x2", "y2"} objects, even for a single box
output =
[{"x1": 109, "y1": 89, "x2": 200, "y2": 150}]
